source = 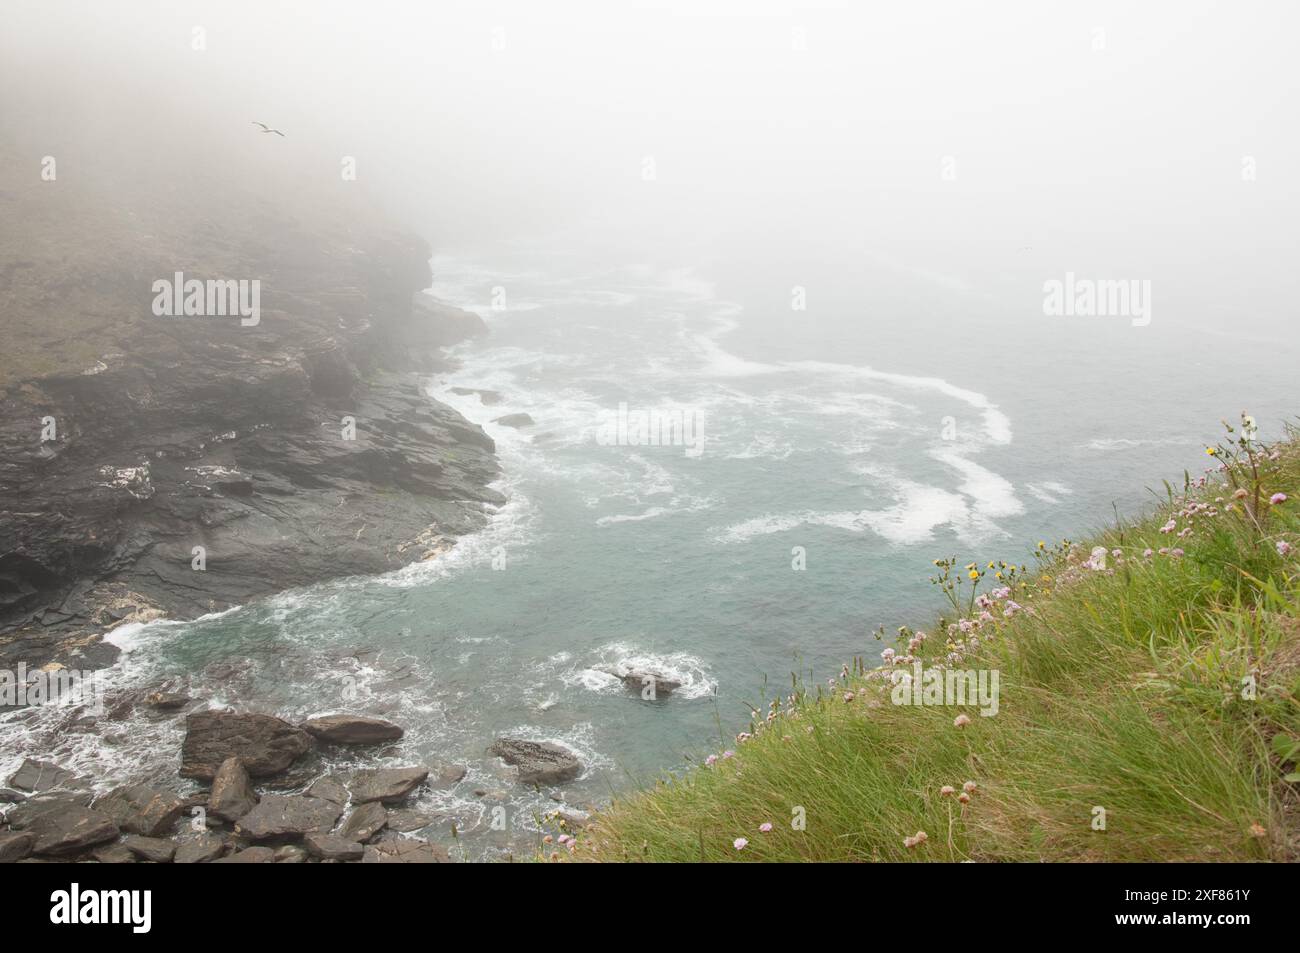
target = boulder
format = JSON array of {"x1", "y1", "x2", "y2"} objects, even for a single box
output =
[
  {"x1": 348, "y1": 767, "x2": 428, "y2": 805},
  {"x1": 338, "y1": 801, "x2": 387, "y2": 842},
  {"x1": 234, "y1": 795, "x2": 343, "y2": 841},
  {"x1": 300, "y1": 714, "x2": 403, "y2": 745},
  {"x1": 0, "y1": 789, "x2": 27, "y2": 804},
  {"x1": 274, "y1": 844, "x2": 309, "y2": 864},
  {"x1": 7, "y1": 796, "x2": 119, "y2": 856},
  {"x1": 208, "y1": 757, "x2": 258, "y2": 822},
  {"x1": 488, "y1": 739, "x2": 582, "y2": 785},
  {"x1": 303, "y1": 832, "x2": 364, "y2": 861},
  {"x1": 433, "y1": 763, "x2": 467, "y2": 786},
  {"x1": 7, "y1": 759, "x2": 76, "y2": 793},
  {"x1": 385, "y1": 809, "x2": 436, "y2": 833},
  {"x1": 173, "y1": 834, "x2": 226, "y2": 864},
  {"x1": 94, "y1": 785, "x2": 185, "y2": 837},
  {"x1": 0, "y1": 831, "x2": 35, "y2": 863},
  {"x1": 91, "y1": 843, "x2": 136, "y2": 864},
  {"x1": 304, "y1": 775, "x2": 349, "y2": 805},
  {"x1": 361, "y1": 838, "x2": 451, "y2": 863},
  {"x1": 491, "y1": 413, "x2": 535, "y2": 429},
  {"x1": 144, "y1": 691, "x2": 191, "y2": 711},
  {"x1": 122, "y1": 835, "x2": 176, "y2": 863},
  {"x1": 179, "y1": 710, "x2": 314, "y2": 780},
  {"x1": 212, "y1": 846, "x2": 276, "y2": 863}
]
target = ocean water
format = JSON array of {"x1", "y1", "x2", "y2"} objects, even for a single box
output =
[{"x1": 5, "y1": 244, "x2": 1298, "y2": 859}]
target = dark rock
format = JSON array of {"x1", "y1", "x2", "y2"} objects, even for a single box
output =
[
  {"x1": 122, "y1": 834, "x2": 176, "y2": 863},
  {"x1": 0, "y1": 789, "x2": 27, "y2": 804},
  {"x1": 338, "y1": 801, "x2": 387, "y2": 842},
  {"x1": 304, "y1": 775, "x2": 349, "y2": 805},
  {"x1": 385, "y1": 809, "x2": 437, "y2": 833},
  {"x1": 0, "y1": 831, "x2": 35, "y2": 863},
  {"x1": 619, "y1": 671, "x2": 683, "y2": 696},
  {"x1": 303, "y1": 832, "x2": 364, "y2": 861},
  {"x1": 94, "y1": 785, "x2": 185, "y2": 837},
  {"x1": 173, "y1": 834, "x2": 226, "y2": 864},
  {"x1": 348, "y1": 767, "x2": 428, "y2": 805},
  {"x1": 7, "y1": 796, "x2": 119, "y2": 856},
  {"x1": 144, "y1": 691, "x2": 191, "y2": 711},
  {"x1": 208, "y1": 757, "x2": 257, "y2": 822},
  {"x1": 491, "y1": 413, "x2": 535, "y2": 429},
  {"x1": 488, "y1": 738, "x2": 582, "y2": 785},
  {"x1": 274, "y1": 844, "x2": 309, "y2": 864},
  {"x1": 179, "y1": 710, "x2": 313, "y2": 780},
  {"x1": 233, "y1": 795, "x2": 343, "y2": 841},
  {"x1": 7, "y1": 758, "x2": 76, "y2": 793},
  {"x1": 448, "y1": 387, "x2": 502, "y2": 405},
  {"x1": 361, "y1": 838, "x2": 451, "y2": 863},
  {"x1": 300, "y1": 714, "x2": 403, "y2": 745},
  {"x1": 91, "y1": 843, "x2": 136, "y2": 864},
  {"x1": 212, "y1": 846, "x2": 276, "y2": 863}
]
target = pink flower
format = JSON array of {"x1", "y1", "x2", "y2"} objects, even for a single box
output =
[
  {"x1": 1170, "y1": 548, "x2": 1184, "y2": 557},
  {"x1": 1143, "y1": 548, "x2": 1154, "y2": 558},
  {"x1": 1278, "y1": 541, "x2": 1293, "y2": 557},
  {"x1": 1270, "y1": 493, "x2": 1288, "y2": 505},
  {"x1": 734, "y1": 838, "x2": 748, "y2": 850},
  {"x1": 722, "y1": 750, "x2": 735, "y2": 759},
  {"x1": 953, "y1": 714, "x2": 972, "y2": 728},
  {"x1": 759, "y1": 822, "x2": 773, "y2": 833},
  {"x1": 705, "y1": 754, "x2": 718, "y2": 766}
]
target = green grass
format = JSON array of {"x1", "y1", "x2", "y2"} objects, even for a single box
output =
[{"x1": 569, "y1": 416, "x2": 1300, "y2": 863}]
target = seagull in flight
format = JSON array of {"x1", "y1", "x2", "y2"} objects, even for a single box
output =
[{"x1": 252, "y1": 121, "x2": 285, "y2": 137}]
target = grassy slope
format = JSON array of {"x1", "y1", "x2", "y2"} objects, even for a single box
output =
[{"x1": 573, "y1": 419, "x2": 1300, "y2": 862}]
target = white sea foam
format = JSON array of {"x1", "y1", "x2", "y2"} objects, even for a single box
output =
[{"x1": 562, "y1": 641, "x2": 718, "y2": 700}]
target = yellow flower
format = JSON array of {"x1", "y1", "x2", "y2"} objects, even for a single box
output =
[
  {"x1": 968, "y1": 570, "x2": 979, "y2": 580},
  {"x1": 1206, "y1": 447, "x2": 1217, "y2": 456},
  {"x1": 995, "y1": 571, "x2": 1003, "y2": 579},
  {"x1": 1037, "y1": 541, "x2": 1045, "y2": 549}
]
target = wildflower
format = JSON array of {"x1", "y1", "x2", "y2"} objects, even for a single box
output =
[
  {"x1": 903, "y1": 830, "x2": 928, "y2": 849},
  {"x1": 1170, "y1": 548, "x2": 1184, "y2": 557},
  {"x1": 963, "y1": 781, "x2": 977, "y2": 794},
  {"x1": 557, "y1": 834, "x2": 570, "y2": 845},
  {"x1": 843, "y1": 692, "x2": 855, "y2": 703},
  {"x1": 705, "y1": 754, "x2": 718, "y2": 766},
  {"x1": 1037, "y1": 541, "x2": 1045, "y2": 549},
  {"x1": 1278, "y1": 541, "x2": 1293, "y2": 557},
  {"x1": 1160, "y1": 520, "x2": 1177, "y2": 534},
  {"x1": 734, "y1": 837, "x2": 748, "y2": 850},
  {"x1": 759, "y1": 822, "x2": 773, "y2": 833},
  {"x1": 968, "y1": 570, "x2": 979, "y2": 580},
  {"x1": 1249, "y1": 823, "x2": 1267, "y2": 839},
  {"x1": 1270, "y1": 492, "x2": 1288, "y2": 505},
  {"x1": 543, "y1": 835, "x2": 553, "y2": 844},
  {"x1": 1206, "y1": 447, "x2": 1217, "y2": 456},
  {"x1": 953, "y1": 713, "x2": 972, "y2": 728},
  {"x1": 1111, "y1": 548, "x2": 1122, "y2": 558},
  {"x1": 957, "y1": 792, "x2": 971, "y2": 804},
  {"x1": 722, "y1": 750, "x2": 735, "y2": 759},
  {"x1": 1233, "y1": 488, "x2": 1248, "y2": 499},
  {"x1": 736, "y1": 732, "x2": 752, "y2": 743},
  {"x1": 940, "y1": 785, "x2": 956, "y2": 797}
]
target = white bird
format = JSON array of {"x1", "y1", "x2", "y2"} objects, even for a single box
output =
[{"x1": 252, "y1": 121, "x2": 285, "y2": 137}]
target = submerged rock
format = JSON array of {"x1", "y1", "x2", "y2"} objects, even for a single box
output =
[
  {"x1": 618, "y1": 671, "x2": 683, "y2": 697},
  {"x1": 179, "y1": 710, "x2": 314, "y2": 780},
  {"x1": 491, "y1": 413, "x2": 535, "y2": 429},
  {"x1": 488, "y1": 739, "x2": 582, "y2": 785},
  {"x1": 300, "y1": 714, "x2": 404, "y2": 745}
]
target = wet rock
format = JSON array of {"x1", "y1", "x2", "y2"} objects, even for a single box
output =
[
  {"x1": 385, "y1": 809, "x2": 437, "y2": 833},
  {"x1": 0, "y1": 789, "x2": 27, "y2": 804},
  {"x1": 432, "y1": 763, "x2": 467, "y2": 786},
  {"x1": 91, "y1": 842, "x2": 136, "y2": 864},
  {"x1": 448, "y1": 387, "x2": 502, "y2": 405},
  {"x1": 303, "y1": 832, "x2": 364, "y2": 861},
  {"x1": 0, "y1": 831, "x2": 35, "y2": 863},
  {"x1": 348, "y1": 767, "x2": 428, "y2": 805},
  {"x1": 7, "y1": 759, "x2": 77, "y2": 793},
  {"x1": 212, "y1": 846, "x2": 276, "y2": 863},
  {"x1": 619, "y1": 671, "x2": 683, "y2": 696},
  {"x1": 300, "y1": 714, "x2": 403, "y2": 745},
  {"x1": 491, "y1": 413, "x2": 535, "y2": 429},
  {"x1": 208, "y1": 757, "x2": 258, "y2": 822},
  {"x1": 338, "y1": 801, "x2": 387, "y2": 842},
  {"x1": 122, "y1": 834, "x2": 176, "y2": 863},
  {"x1": 173, "y1": 834, "x2": 226, "y2": 864},
  {"x1": 179, "y1": 710, "x2": 314, "y2": 780},
  {"x1": 304, "y1": 775, "x2": 349, "y2": 806},
  {"x1": 94, "y1": 785, "x2": 185, "y2": 837},
  {"x1": 274, "y1": 844, "x2": 309, "y2": 864},
  {"x1": 144, "y1": 691, "x2": 191, "y2": 711},
  {"x1": 7, "y1": 796, "x2": 119, "y2": 856},
  {"x1": 361, "y1": 837, "x2": 451, "y2": 863},
  {"x1": 488, "y1": 738, "x2": 582, "y2": 785},
  {"x1": 233, "y1": 795, "x2": 343, "y2": 841}
]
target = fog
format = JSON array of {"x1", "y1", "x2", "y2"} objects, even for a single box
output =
[{"x1": 4, "y1": 0, "x2": 1298, "y2": 330}]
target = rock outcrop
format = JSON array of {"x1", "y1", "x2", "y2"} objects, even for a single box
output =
[
  {"x1": 488, "y1": 739, "x2": 583, "y2": 785},
  {"x1": 179, "y1": 711, "x2": 314, "y2": 781},
  {"x1": 300, "y1": 715, "x2": 404, "y2": 745}
]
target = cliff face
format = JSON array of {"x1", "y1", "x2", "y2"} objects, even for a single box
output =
[{"x1": 0, "y1": 160, "x2": 500, "y2": 670}]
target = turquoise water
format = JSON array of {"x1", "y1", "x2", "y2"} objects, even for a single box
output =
[{"x1": 7, "y1": 245, "x2": 1299, "y2": 859}]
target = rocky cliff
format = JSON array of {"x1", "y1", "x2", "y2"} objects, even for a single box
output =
[{"x1": 0, "y1": 153, "x2": 501, "y2": 671}]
